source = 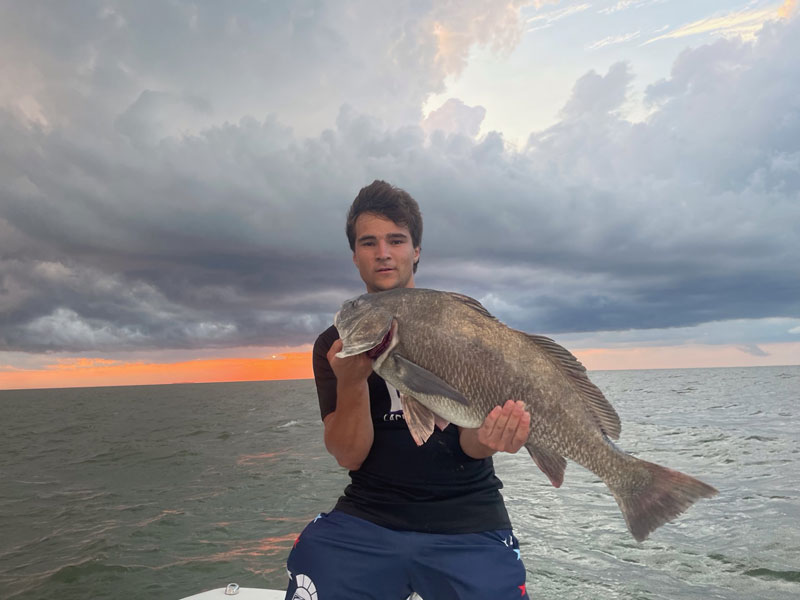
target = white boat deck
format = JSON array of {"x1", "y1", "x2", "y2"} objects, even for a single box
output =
[
  {"x1": 180, "y1": 587, "x2": 284, "y2": 600},
  {"x1": 180, "y1": 584, "x2": 423, "y2": 599}
]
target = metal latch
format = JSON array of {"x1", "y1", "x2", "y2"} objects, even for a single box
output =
[{"x1": 224, "y1": 583, "x2": 240, "y2": 595}]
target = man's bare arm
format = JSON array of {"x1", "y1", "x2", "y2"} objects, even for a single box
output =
[{"x1": 322, "y1": 339, "x2": 375, "y2": 471}]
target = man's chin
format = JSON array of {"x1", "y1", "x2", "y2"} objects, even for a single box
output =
[{"x1": 368, "y1": 278, "x2": 402, "y2": 293}]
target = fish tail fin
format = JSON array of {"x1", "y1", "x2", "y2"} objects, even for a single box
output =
[{"x1": 611, "y1": 459, "x2": 718, "y2": 542}]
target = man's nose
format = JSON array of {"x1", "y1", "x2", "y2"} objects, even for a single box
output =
[{"x1": 376, "y1": 240, "x2": 390, "y2": 258}]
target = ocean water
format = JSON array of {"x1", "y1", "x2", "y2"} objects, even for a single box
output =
[{"x1": 0, "y1": 366, "x2": 798, "y2": 600}]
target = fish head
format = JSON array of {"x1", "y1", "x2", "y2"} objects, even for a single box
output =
[{"x1": 334, "y1": 294, "x2": 395, "y2": 359}]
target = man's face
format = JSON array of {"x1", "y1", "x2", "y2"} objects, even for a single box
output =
[{"x1": 352, "y1": 213, "x2": 420, "y2": 293}]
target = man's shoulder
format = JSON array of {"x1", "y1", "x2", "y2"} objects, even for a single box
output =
[
  {"x1": 313, "y1": 324, "x2": 339, "y2": 354},
  {"x1": 312, "y1": 324, "x2": 339, "y2": 378}
]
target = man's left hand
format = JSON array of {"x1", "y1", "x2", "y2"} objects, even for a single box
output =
[{"x1": 476, "y1": 400, "x2": 531, "y2": 454}]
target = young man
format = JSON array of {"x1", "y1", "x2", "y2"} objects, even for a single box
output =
[{"x1": 285, "y1": 181, "x2": 531, "y2": 600}]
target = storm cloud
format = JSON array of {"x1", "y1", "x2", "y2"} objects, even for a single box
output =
[{"x1": 1, "y1": 1, "x2": 798, "y2": 356}]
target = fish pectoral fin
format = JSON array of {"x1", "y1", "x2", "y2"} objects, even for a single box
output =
[
  {"x1": 401, "y1": 394, "x2": 435, "y2": 446},
  {"x1": 524, "y1": 443, "x2": 567, "y2": 488},
  {"x1": 393, "y1": 355, "x2": 469, "y2": 406}
]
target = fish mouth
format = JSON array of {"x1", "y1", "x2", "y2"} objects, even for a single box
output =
[{"x1": 365, "y1": 324, "x2": 394, "y2": 359}]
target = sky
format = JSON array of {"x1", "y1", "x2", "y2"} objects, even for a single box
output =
[{"x1": 1, "y1": 0, "x2": 799, "y2": 390}]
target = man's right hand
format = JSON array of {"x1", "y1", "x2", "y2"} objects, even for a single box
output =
[{"x1": 327, "y1": 338, "x2": 373, "y2": 385}]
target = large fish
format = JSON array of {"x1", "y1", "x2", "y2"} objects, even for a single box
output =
[{"x1": 334, "y1": 288, "x2": 718, "y2": 541}]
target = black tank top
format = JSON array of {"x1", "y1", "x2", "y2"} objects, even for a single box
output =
[{"x1": 313, "y1": 325, "x2": 511, "y2": 534}]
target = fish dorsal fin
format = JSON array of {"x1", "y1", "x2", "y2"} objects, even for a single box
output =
[
  {"x1": 445, "y1": 290, "x2": 620, "y2": 439},
  {"x1": 526, "y1": 333, "x2": 622, "y2": 440},
  {"x1": 445, "y1": 292, "x2": 497, "y2": 320}
]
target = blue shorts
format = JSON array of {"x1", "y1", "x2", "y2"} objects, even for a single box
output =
[{"x1": 284, "y1": 510, "x2": 529, "y2": 600}]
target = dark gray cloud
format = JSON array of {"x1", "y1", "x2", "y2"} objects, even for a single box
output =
[{"x1": 0, "y1": 3, "x2": 799, "y2": 355}]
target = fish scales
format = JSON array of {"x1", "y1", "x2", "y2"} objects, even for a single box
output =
[
  {"x1": 334, "y1": 288, "x2": 718, "y2": 541},
  {"x1": 390, "y1": 292, "x2": 600, "y2": 456}
]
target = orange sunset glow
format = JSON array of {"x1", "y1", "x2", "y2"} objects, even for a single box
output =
[
  {"x1": 2, "y1": 343, "x2": 797, "y2": 391},
  {"x1": 0, "y1": 353, "x2": 314, "y2": 390}
]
